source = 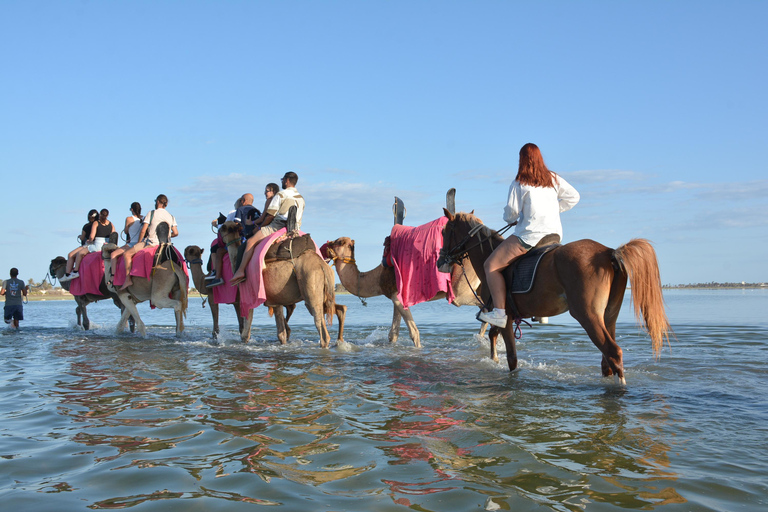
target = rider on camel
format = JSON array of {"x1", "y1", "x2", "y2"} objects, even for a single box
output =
[
  {"x1": 229, "y1": 172, "x2": 304, "y2": 286},
  {"x1": 119, "y1": 194, "x2": 178, "y2": 291}
]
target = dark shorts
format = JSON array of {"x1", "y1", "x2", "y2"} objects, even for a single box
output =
[{"x1": 4, "y1": 304, "x2": 23, "y2": 323}]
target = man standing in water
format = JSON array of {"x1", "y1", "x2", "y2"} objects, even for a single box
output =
[{"x1": 1, "y1": 268, "x2": 28, "y2": 329}]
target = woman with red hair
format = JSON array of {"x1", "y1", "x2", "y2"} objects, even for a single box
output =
[{"x1": 478, "y1": 143, "x2": 580, "y2": 328}]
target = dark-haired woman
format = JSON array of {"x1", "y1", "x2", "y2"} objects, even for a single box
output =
[
  {"x1": 478, "y1": 143, "x2": 580, "y2": 328},
  {"x1": 61, "y1": 209, "x2": 116, "y2": 282}
]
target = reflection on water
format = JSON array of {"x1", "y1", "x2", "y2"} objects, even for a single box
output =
[{"x1": 1, "y1": 291, "x2": 767, "y2": 510}]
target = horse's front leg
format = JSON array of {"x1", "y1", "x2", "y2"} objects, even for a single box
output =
[{"x1": 501, "y1": 325, "x2": 518, "y2": 371}]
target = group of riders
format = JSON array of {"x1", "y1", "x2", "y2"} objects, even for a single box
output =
[
  {"x1": 57, "y1": 171, "x2": 306, "y2": 292},
  {"x1": 55, "y1": 144, "x2": 577, "y2": 331}
]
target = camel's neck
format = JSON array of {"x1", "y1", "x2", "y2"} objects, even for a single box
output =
[
  {"x1": 188, "y1": 262, "x2": 208, "y2": 295},
  {"x1": 333, "y1": 260, "x2": 385, "y2": 298}
]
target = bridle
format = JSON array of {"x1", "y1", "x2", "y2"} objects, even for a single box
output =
[
  {"x1": 438, "y1": 215, "x2": 511, "y2": 268},
  {"x1": 438, "y1": 215, "x2": 513, "y2": 312},
  {"x1": 325, "y1": 244, "x2": 356, "y2": 265}
]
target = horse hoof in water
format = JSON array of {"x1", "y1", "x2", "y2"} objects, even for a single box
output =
[{"x1": 614, "y1": 375, "x2": 627, "y2": 386}]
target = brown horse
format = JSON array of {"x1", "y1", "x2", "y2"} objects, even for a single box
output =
[{"x1": 437, "y1": 210, "x2": 671, "y2": 384}]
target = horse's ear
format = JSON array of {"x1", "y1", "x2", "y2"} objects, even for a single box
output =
[
  {"x1": 201, "y1": 248, "x2": 205, "y2": 255},
  {"x1": 442, "y1": 207, "x2": 455, "y2": 221},
  {"x1": 350, "y1": 239, "x2": 355, "y2": 246},
  {"x1": 470, "y1": 209, "x2": 474, "y2": 215}
]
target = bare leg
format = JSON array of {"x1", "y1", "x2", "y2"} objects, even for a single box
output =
[
  {"x1": 483, "y1": 236, "x2": 527, "y2": 311},
  {"x1": 120, "y1": 242, "x2": 144, "y2": 290}
]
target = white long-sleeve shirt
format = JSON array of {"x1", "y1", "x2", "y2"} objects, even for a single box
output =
[{"x1": 503, "y1": 172, "x2": 580, "y2": 246}]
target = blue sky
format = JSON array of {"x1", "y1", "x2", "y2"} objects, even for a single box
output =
[{"x1": 2, "y1": 0, "x2": 766, "y2": 286}]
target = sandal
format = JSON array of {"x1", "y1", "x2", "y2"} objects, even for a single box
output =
[{"x1": 229, "y1": 275, "x2": 246, "y2": 286}]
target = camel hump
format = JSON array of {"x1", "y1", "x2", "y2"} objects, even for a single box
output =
[{"x1": 156, "y1": 222, "x2": 171, "y2": 244}]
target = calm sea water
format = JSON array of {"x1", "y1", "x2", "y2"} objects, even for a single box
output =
[{"x1": 2, "y1": 289, "x2": 767, "y2": 511}]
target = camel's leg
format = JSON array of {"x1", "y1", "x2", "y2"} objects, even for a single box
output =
[
  {"x1": 210, "y1": 301, "x2": 220, "y2": 339},
  {"x1": 389, "y1": 295, "x2": 420, "y2": 347},
  {"x1": 240, "y1": 308, "x2": 253, "y2": 343},
  {"x1": 334, "y1": 304, "x2": 346, "y2": 343},
  {"x1": 389, "y1": 304, "x2": 402, "y2": 344},
  {"x1": 174, "y1": 308, "x2": 185, "y2": 335},
  {"x1": 304, "y1": 296, "x2": 331, "y2": 349},
  {"x1": 117, "y1": 296, "x2": 145, "y2": 336},
  {"x1": 273, "y1": 307, "x2": 289, "y2": 345},
  {"x1": 76, "y1": 297, "x2": 90, "y2": 330}
]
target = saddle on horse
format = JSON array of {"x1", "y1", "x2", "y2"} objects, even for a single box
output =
[{"x1": 502, "y1": 233, "x2": 561, "y2": 295}]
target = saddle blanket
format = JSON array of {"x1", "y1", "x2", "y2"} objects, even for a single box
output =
[
  {"x1": 211, "y1": 240, "x2": 237, "y2": 305},
  {"x1": 112, "y1": 245, "x2": 188, "y2": 288},
  {"x1": 505, "y1": 244, "x2": 559, "y2": 294},
  {"x1": 390, "y1": 217, "x2": 454, "y2": 308},
  {"x1": 237, "y1": 229, "x2": 323, "y2": 317},
  {"x1": 69, "y1": 252, "x2": 106, "y2": 297}
]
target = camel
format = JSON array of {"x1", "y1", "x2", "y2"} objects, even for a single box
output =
[
  {"x1": 101, "y1": 240, "x2": 188, "y2": 336},
  {"x1": 218, "y1": 221, "x2": 341, "y2": 348},
  {"x1": 49, "y1": 256, "x2": 135, "y2": 332},
  {"x1": 324, "y1": 236, "x2": 500, "y2": 348},
  {"x1": 184, "y1": 245, "x2": 255, "y2": 341}
]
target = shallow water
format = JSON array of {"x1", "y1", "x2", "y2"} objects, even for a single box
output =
[{"x1": 2, "y1": 289, "x2": 767, "y2": 511}]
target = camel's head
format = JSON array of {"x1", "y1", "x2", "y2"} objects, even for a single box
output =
[
  {"x1": 49, "y1": 256, "x2": 66, "y2": 278},
  {"x1": 325, "y1": 237, "x2": 355, "y2": 263},
  {"x1": 219, "y1": 221, "x2": 242, "y2": 245},
  {"x1": 184, "y1": 245, "x2": 204, "y2": 264}
]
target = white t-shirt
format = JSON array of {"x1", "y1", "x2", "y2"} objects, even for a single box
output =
[
  {"x1": 266, "y1": 187, "x2": 305, "y2": 228},
  {"x1": 503, "y1": 173, "x2": 580, "y2": 246},
  {"x1": 143, "y1": 208, "x2": 177, "y2": 245}
]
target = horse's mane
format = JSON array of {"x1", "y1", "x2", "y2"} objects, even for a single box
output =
[{"x1": 454, "y1": 212, "x2": 505, "y2": 242}]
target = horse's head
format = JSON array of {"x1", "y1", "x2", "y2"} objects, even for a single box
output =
[
  {"x1": 437, "y1": 209, "x2": 495, "y2": 273},
  {"x1": 325, "y1": 237, "x2": 355, "y2": 264}
]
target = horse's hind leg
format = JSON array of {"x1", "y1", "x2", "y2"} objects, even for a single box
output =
[{"x1": 571, "y1": 310, "x2": 625, "y2": 383}]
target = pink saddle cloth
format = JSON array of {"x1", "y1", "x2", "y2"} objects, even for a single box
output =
[
  {"x1": 390, "y1": 216, "x2": 454, "y2": 308},
  {"x1": 237, "y1": 229, "x2": 321, "y2": 317},
  {"x1": 69, "y1": 252, "x2": 106, "y2": 297},
  {"x1": 112, "y1": 245, "x2": 189, "y2": 288},
  {"x1": 211, "y1": 239, "x2": 237, "y2": 305}
]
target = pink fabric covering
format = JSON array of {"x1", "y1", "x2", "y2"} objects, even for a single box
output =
[
  {"x1": 390, "y1": 216, "x2": 454, "y2": 308},
  {"x1": 211, "y1": 240, "x2": 237, "y2": 305},
  {"x1": 112, "y1": 245, "x2": 189, "y2": 288},
  {"x1": 238, "y1": 230, "x2": 321, "y2": 317},
  {"x1": 69, "y1": 252, "x2": 105, "y2": 297}
]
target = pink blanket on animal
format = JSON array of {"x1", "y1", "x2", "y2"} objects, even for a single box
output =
[
  {"x1": 211, "y1": 239, "x2": 237, "y2": 305},
  {"x1": 390, "y1": 216, "x2": 454, "y2": 308},
  {"x1": 238, "y1": 229, "x2": 321, "y2": 317},
  {"x1": 69, "y1": 252, "x2": 105, "y2": 296},
  {"x1": 112, "y1": 245, "x2": 188, "y2": 288}
]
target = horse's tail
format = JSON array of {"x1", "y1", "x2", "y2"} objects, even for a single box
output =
[{"x1": 613, "y1": 239, "x2": 671, "y2": 357}]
